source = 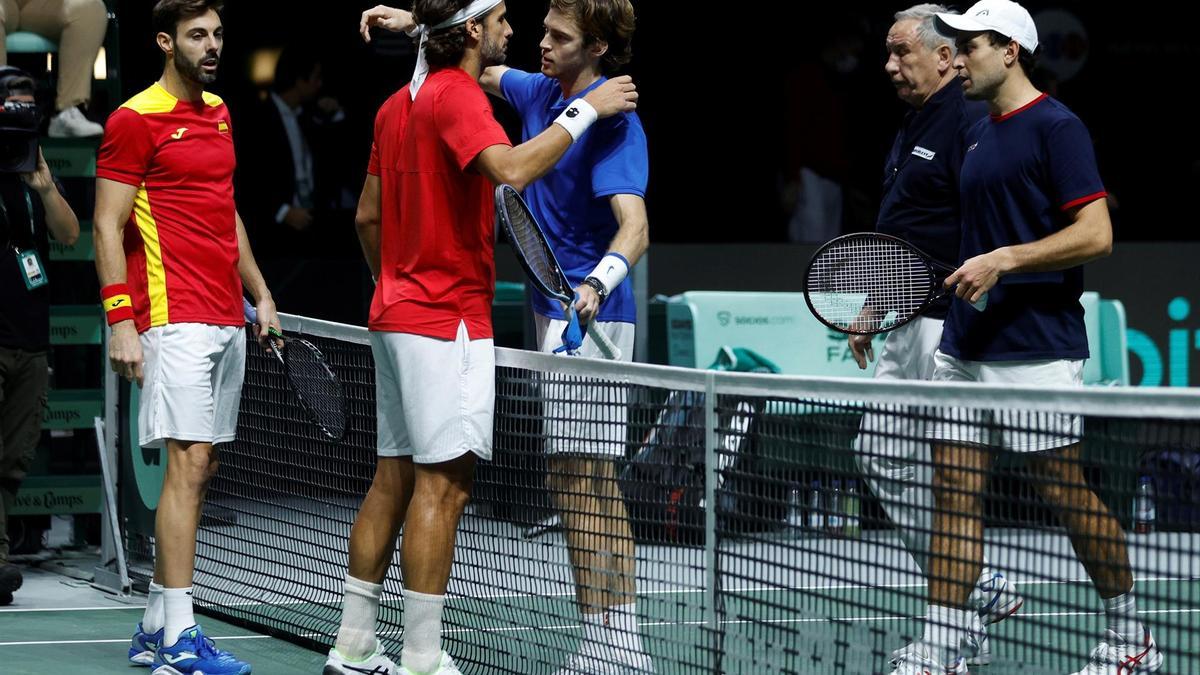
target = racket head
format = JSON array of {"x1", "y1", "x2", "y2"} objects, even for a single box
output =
[
  {"x1": 280, "y1": 337, "x2": 348, "y2": 441},
  {"x1": 495, "y1": 184, "x2": 574, "y2": 305},
  {"x1": 802, "y1": 232, "x2": 941, "y2": 336}
]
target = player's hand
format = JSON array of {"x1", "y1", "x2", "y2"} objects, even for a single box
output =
[
  {"x1": 283, "y1": 206, "x2": 314, "y2": 231},
  {"x1": 254, "y1": 296, "x2": 283, "y2": 351},
  {"x1": 360, "y1": 5, "x2": 414, "y2": 42},
  {"x1": 848, "y1": 334, "x2": 874, "y2": 370},
  {"x1": 20, "y1": 148, "x2": 54, "y2": 194},
  {"x1": 583, "y1": 75, "x2": 638, "y2": 118},
  {"x1": 945, "y1": 249, "x2": 1009, "y2": 304},
  {"x1": 573, "y1": 284, "x2": 601, "y2": 324},
  {"x1": 109, "y1": 320, "x2": 145, "y2": 387}
]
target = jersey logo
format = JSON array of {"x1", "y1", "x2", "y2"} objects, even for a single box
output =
[
  {"x1": 967, "y1": 142, "x2": 979, "y2": 152},
  {"x1": 911, "y1": 146, "x2": 936, "y2": 161},
  {"x1": 218, "y1": 120, "x2": 230, "y2": 133},
  {"x1": 171, "y1": 128, "x2": 188, "y2": 140}
]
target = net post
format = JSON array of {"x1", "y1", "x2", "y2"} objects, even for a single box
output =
[{"x1": 703, "y1": 370, "x2": 720, "y2": 670}]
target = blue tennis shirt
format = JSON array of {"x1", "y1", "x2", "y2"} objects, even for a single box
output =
[
  {"x1": 500, "y1": 69, "x2": 649, "y2": 324},
  {"x1": 940, "y1": 94, "x2": 1107, "y2": 361},
  {"x1": 877, "y1": 83, "x2": 987, "y2": 320}
]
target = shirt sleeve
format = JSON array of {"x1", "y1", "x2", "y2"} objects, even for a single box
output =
[
  {"x1": 499, "y1": 68, "x2": 548, "y2": 114},
  {"x1": 96, "y1": 108, "x2": 155, "y2": 186},
  {"x1": 1046, "y1": 115, "x2": 1107, "y2": 211},
  {"x1": 591, "y1": 115, "x2": 649, "y2": 199},
  {"x1": 435, "y1": 81, "x2": 512, "y2": 172}
]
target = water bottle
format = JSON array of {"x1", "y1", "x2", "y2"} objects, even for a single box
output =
[
  {"x1": 827, "y1": 480, "x2": 844, "y2": 535},
  {"x1": 1134, "y1": 476, "x2": 1156, "y2": 534},
  {"x1": 844, "y1": 479, "x2": 862, "y2": 539},
  {"x1": 787, "y1": 485, "x2": 805, "y2": 531},
  {"x1": 807, "y1": 481, "x2": 823, "y2": 531}
]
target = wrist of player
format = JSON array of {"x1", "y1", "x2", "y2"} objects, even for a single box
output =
[
  {"x1": 553, "y1": 98, "x2": 598, "y2": 142},
  {"x1": 101, "y1": 283, "x2": 135, "y2": 326},
  {"x1": 583, "y1": 253, "x2": 630, "y2": 305}
]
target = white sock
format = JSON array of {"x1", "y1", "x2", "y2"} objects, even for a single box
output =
[
  {"x1": 923, "y1": 604, "x2": 965, "y2": 664},
  {"x1": 581, "y1": 610, "x2": 607, "y2": 655},
  {"x1": 335, "y1": 575, "x2": 383, "y2": 661},
  {"x1": 400, "y1": 589, "x2": 445, "y2": 674},
  {"x1": 607, "y1": 603, "x2": 645, "y2": 654},
  {"x1": 162, "y1": 587, "x2": 196, "y2": 646},
  {"x1": 143, "y1": 581, "x2": 165, "y2": 634},
  {"x1": 1103, "y1": 591, "x2": 1140, "y2": 642}
]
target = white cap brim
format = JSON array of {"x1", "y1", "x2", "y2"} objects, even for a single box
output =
[{"x1": 934, "y1": 12, "x2": 990, "y2": 37}]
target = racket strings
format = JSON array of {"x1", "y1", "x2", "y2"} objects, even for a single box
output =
[
  {"x1": 284, "y1": 340, "x2": 347, "y2": 439},
  {"x1": 807, "y1": 238, "x2": 936, "y2": 331},
  {"x1": 502, "y1": 190, "x2": 571, "y2": 298}
]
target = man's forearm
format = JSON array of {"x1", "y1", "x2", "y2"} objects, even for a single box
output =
[{"x1": 236, "y1": 214, "x2": 271, "y2": 301}]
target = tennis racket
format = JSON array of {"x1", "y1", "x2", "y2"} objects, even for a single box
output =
[
  {"x1": 803, "y1": 232, "x2": 987, "y2": 336},
  {"x1": 495, "y1": 184, "x2": 622, "y2": 360},
  {"x1": 243, "y1": 298, "x2": 348, "y2": 441}
]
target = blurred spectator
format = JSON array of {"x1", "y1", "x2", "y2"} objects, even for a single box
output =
[{"x1": 0, "y1": 0, "x2": 107, "y2": 137}]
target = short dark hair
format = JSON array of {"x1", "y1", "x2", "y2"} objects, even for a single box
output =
[
  {"x1": 0, "y1": 66, "x2": 35, "y2": 99},
  {"x1": 550, "y1": 0, "x2": 636, "y2": 73},
  {"x1": 273, "y1": 48, "x2": 321, "y2": 92},
  {"x1": 985, "y1": 30, "x2": 1040, "y2": 77},
  {"x1": 413, "y1": 0, "x2": 474, "y2": 69},
  {"x1": 152, "y1": 0, "x2": 224, "y2": 39}
]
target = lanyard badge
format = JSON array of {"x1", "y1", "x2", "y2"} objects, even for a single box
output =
[{"x1": 15, "y1": 245, "x2": 47, "y2": 290}]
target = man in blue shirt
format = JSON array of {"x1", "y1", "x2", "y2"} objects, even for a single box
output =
[
  {"x1": 362, "y1": 2, "x2": 651, "y2": 673},
  {"x1": 890, "y1": 1, "x2": 1162, "y2": 674},
  {"x1": 850, "y1": 5, "x2": 1020, "y2": 668}
]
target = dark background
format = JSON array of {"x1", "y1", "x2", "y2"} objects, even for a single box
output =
[{"x1": 106, "y1": 0, "x2": 1200, "y2": 244}]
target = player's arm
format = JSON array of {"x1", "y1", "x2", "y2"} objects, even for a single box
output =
[
  {"x1": 356, "y1": 174, "x2": 382, "y2": 280},
  {"x1": 573, "y1": 194, "x2": 648, "y2": 323},
  {"x1": 474, "y1": 76, "x2": 638, "y2": 191},
  {"x1": 94, "y1": 178, "x2": 143, "y2": 384},
  {"x1": 947, "y1": 198, "x2": 1112, "y2": 304},
  {"x1": 235, "y1": 210, "x2": 281, "y2": 347},
  {"x1": 479, "y1": 66, "x2": 511, "y2": 99},
  {"x1": 359, "y1": 5, "x2": 413, "y2": 43}
]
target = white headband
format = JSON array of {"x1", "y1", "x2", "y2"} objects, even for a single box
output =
[{"x1": 409, "y1": 0, "x2": 503, "y2": 100}]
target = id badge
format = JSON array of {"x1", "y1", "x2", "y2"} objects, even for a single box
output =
[{"x1": 16, "y1": 248, "x2": 47, "y2": 290}]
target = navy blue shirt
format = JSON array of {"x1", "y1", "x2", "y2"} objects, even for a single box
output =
[
  {"x1": 878, "y1": 83, "x2": 987, "y2": 319},
  {"x1": 500, "y1": 69, "x2": 649, "y2": 324},
  {"x1": 940, "y1": 94, "x2": 1107, "y2": 361}
]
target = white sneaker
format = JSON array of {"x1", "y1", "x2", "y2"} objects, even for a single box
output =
[
  {"x1": 400, "y1": 652, "x2": 462, "y2": 675},
  {"x1": 323, "y1": 640, "x2": 398, "y2": 674},
  {"x1": 553, "y1": 649, "x2": 623, "y2": 675},
  {"x1": 970, "y1": 571, "x2": 1023, "y2": 625},
  {"x1": 889, "y1": 641, "x2": 968, "y2": 675},
  {"x1": 1071, "y1": 628, "x2": 1163, "y2": 674},
  {"x1": 48, "y1": 106, "x2": 104, "y2": 138},
  {"x1": 611, "y1": 648, "x2": 656, "y2": 673}
]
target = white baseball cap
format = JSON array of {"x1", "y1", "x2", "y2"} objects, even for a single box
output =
[{"x1": 935, "y1": 0, "x2": 1039, "y2": 53}]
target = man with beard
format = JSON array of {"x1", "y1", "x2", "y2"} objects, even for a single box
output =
[
  {"x1": 323, "y1": 2, "x2": 637, "y2": 674},
  {"x1": 94, "y1": 2, "x2": 277, "y2": 673},
  {"x1": 362, "y1": 6, "x2": 649, "y2": 669}
]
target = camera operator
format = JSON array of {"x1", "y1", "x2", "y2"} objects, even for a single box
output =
[{"x1": 0, "y1": 65, "x2": 79, "y2": 606}]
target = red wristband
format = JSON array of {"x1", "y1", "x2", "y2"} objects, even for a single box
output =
[{"x1": 101, "y1": 283, "x2": 135, "y2": 326}]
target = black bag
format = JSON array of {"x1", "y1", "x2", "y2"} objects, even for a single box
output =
[{"x1": 1140, "y1": 449, "x2": 1200, "y2": 531}]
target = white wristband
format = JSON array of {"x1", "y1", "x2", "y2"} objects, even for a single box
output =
[
  {"x1": 553, "y1": 98, "x2": 598, "y2": 142},
  {"x1": 588, "y1": 253, "x2": 630, "y2": 294}
]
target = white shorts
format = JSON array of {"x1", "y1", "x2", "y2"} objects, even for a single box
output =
[
  {"x1": 534, "y1": 315, "x2": 635, "y2": 456},
  {"x1": 855, "y1": 317, "x2": 943, "y2": 469},
  {"x1": 371, "y1": 322, "x2": 494, "y2": 463},
  {"x1": 928, "y1": 350, "x2": 1084, "y2": 453},
  {"x1": 139, "y1": 323, "x2": 246, "y2": 449}
]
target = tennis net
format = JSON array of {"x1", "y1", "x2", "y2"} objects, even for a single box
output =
[{"x1": 120, "y1": 314, "x2": 1200, "y2": 674}]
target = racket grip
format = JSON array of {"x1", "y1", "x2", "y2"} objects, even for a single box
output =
[
  {"x1": 586, "y1": 322, "x2": 622, "y2": 360},
  {"x1": 243, "y1": 297, "x2": 258, "y2": 323},
  {"x1": 970, "y1": 292, "x2": 988, "y2": 312}
]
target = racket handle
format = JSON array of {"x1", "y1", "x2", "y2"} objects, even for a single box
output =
[
  {"x1": 586, "y1": 321, "x2": 622, "y2": 360},
  {"x1": 243, "y1": 297, "x2": 258, "y2": 323}
]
